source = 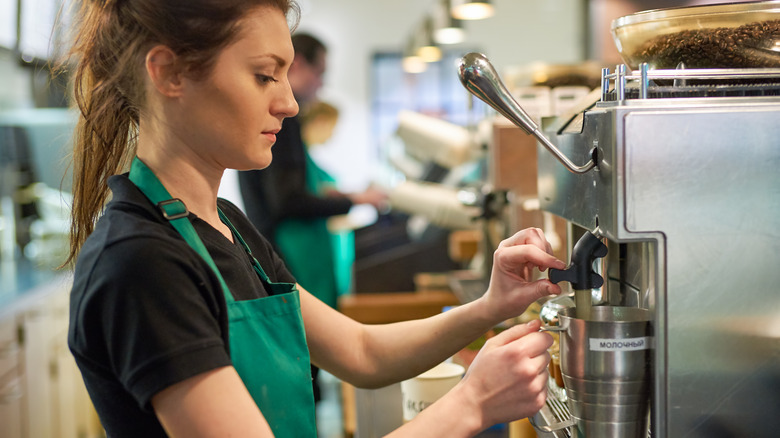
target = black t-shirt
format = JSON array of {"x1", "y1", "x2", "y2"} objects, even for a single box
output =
[{"x1": 68, "y1": 174, "x2": 295, "y2": 437}]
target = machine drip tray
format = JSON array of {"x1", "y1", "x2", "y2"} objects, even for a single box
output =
[
  {"x1": 532, "y1": 379, "x2": 652, "y2": 438},
  {"x1": 532, "y1": 381, "x2": 572, "y2": 438}
]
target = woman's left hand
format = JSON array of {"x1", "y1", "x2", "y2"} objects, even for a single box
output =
[{"x1": 482, "y1": 227, "x2": 566, "y2": 321}]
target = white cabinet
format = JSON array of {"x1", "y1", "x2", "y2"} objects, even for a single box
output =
[
  {"x1": 21, "y1": 300, "x2": 57, "y2": 438},
  {"x1": 0, "y1": 316, "x2": 23, "y2": 438},
  {"x1": 0, "y1": 373, "x2": 23, "y2": 438},
  {"x1": 2, "y1": 274, "x2": 101, "y2": 438}
]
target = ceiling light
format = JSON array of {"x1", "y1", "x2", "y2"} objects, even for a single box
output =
[
  {"x1": 416, "y1": 17, "x2": 442, "y2": 63},
  {"x1": 451, "y1": 0, "x2": 494, "y2": 21},
  {"x1": 433, "y1": 0, "x2": 465, "y2": 45},
  {"x1": 402, "y1": 37, "x2": 427, "y2": 74}
]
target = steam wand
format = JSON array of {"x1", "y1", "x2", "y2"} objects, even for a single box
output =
[
  {"x1": 548, "y1": 231, "x2": 607, "y2": 320},
  {"x1": 457, "y1": 52, "x2": 597, "y2": 174}
]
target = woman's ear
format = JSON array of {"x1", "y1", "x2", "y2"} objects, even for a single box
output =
[{"x1": 145, "y1": 45, "x2": 182, "y2": 97}]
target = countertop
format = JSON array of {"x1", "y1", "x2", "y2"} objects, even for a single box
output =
[{"x1": 0, "y1": 257, "x2": 71, "y2": 321}]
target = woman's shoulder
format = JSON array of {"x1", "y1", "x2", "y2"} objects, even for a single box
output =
[
  {"x1": 74, "y1": 210, "x2": 209, "y2": 299},
  {"x1": 90, "y1": 175, "x2": 189, "y2": 251},
  {"x1": 75, "y1": 175, "x2": 210, "y2": 289}
]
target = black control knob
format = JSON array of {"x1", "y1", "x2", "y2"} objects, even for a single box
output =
[{"x1": 549, "y1": 231, "x2": 607, "y2": 290}]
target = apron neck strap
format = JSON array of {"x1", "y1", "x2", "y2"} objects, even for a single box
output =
[
  {"x1": 128, "y1": 156, "x2": 236, "y2": 302},
  {"x1": 217, "y1": 208, "x2": 273, "y2": 283}
]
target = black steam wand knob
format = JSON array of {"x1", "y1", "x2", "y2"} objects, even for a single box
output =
[
  {"x1": 549, "y1": 231, "x2": 607, "y2": 289},
  {"x1": 548, "y1": 231, "x2": 607, "y2": 319}
]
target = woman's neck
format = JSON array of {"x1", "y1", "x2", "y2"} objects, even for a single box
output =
[{"x1": 136, "y1": 129, "x2": 233, "y2": 242}]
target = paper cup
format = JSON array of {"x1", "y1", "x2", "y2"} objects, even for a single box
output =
[{"x1": 401, "y1": 362, "x2": 465, "y2": 421}]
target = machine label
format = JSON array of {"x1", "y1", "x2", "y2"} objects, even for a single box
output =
[{"x1": 589, "y1": 336, "x2": 653, "y2": 352}]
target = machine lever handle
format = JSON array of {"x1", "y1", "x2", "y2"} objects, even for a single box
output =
[
  {"x1": 457, "y1": 52, "x2": 597, "y2": 174},
  {"x1": 548, "y1": 231, "x2": 607, "y2": 290}
]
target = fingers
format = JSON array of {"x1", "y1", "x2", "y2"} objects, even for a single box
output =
[
  {"x1": 487, "y1": 320, "x2": 540, "y2": 346},
  {"x1": 538, "y1": 351, "x2": 552, "y2": 375},
  {"x1": 461, "y1": 320, "x2": 554, "y2": 425},
  {"x1": 485, "y1": 321, "x2": 554, "y2": 354},
  {"x1": 492, "y1": 327, "x2": 552, "y2": 412},
  {"x1": 527, "y1": 278, "x2": 564, "y2": 301},
  {"x1": 502, "y1": 228, "x2": 554, "y2": 257},
  {"x1": 496, "y1": 243, "x2": 565, "y2": 273},
  {"x1": 499, "y1": 228, "x2": 548, "y2": 251},
  {"x1": 526, "y1": 372, "x2": 550, "y2": 412}
]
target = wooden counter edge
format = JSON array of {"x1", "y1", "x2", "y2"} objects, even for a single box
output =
[{"x1": 338, "y1": 290, "x2": 460, "y2": 325}]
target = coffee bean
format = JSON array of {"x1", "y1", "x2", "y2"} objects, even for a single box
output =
[{"x1": 628, "y1": 20, "x2": 780, "y2": 69}]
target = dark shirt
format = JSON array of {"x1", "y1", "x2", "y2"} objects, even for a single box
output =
[
  {"x1": 238, "y1": 115, "x2": 352, "y2": 246},
  {"x1": 68, "y1": 174, "x2": 294, "y2": 437}
]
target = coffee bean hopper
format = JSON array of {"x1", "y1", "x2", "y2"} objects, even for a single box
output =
[{"x1": 457, "y1": 2, "x2": 780, "y2": 437}]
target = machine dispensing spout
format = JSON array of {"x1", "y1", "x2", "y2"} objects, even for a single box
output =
[
  {"x1": 548, "y1": 231, "x2": 607, "y2": 319},
  {"x1": 457, "y1": 52, "x2": 597, "y2": 174}
]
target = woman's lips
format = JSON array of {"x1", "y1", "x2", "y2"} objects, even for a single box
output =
[{"x1": 263, "y1": 130, "x2": 279, "y2": 143}]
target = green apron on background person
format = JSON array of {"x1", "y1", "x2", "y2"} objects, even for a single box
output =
[
  {"x1": 129, "y1": 157, "x2": 317, "y2": 437},
  {"x1": 274, "y1": 148, "x2": 354, "y2": 309}
]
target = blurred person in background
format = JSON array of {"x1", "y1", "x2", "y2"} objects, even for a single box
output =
[{"x1": 297, "y1": 100, "x2": 355, "y2": 307}]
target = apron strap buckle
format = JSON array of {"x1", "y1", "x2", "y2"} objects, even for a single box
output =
[{"x1": 157, "y1": 198, "x2": 189, "y2": 221}]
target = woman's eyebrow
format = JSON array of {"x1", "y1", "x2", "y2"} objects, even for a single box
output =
[{"x1": 249, "y1": 53, "x2": 288, "y2": 67}]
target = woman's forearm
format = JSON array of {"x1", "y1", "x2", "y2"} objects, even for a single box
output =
[
  {"x1": 300, "y1": 285, "x2": 501, "y2": 389},
  {"x1": 347, "y1": 298, "x2": 499, "y2": 388}
]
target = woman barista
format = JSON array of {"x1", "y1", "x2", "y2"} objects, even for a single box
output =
[{"x1": 64, "y1": 0, "x2": 566, "y2": 437}]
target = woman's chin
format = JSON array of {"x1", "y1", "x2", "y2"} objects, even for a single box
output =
[{"x1": 242, "y1": 153, "x2": 273, "y2": 171}]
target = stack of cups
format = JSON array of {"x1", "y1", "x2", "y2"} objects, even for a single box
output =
[{"x1": 558, "y1": 306, "x2": 653, "y2": 438}]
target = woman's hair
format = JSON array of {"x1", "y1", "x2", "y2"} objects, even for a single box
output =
[{"x1": 62, "y1": 0, "x2": 299, "y2": 267}]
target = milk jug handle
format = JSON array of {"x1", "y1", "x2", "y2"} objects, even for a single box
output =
[{"x1": 538, "y1": 318, "x2": 568, "y2": 332}]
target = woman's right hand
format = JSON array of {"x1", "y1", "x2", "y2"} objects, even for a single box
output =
[
  {"x1": 452, "y1": 319, "x2": 552, "y2": 429},
  {"x1": 385, "y1": 319, "x2": 552, "y2": 437}
]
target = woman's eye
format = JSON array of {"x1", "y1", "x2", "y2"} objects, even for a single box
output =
[{"x1": 256, "y1": 74, "x2": 278, "y2": 84}]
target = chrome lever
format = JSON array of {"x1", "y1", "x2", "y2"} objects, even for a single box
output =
[{"x1": 458, "y1": 52, "x2": 597, "y2": 174}]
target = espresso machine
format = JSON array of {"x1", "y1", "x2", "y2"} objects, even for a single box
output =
[{"x1": 457, "y1": 3, "x2": 780, "y2": 437}]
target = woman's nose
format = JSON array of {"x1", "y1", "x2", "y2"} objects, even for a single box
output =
[{"x1": 275, "y1": 81, "x2": 299, "y2": 119}]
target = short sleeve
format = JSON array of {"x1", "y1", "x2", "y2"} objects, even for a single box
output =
[{"x1": 71, "y1": 234, "x2": 231, "y2": 409}]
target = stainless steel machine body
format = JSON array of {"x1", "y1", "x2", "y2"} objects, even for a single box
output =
[{"x1": 537, "y1": 66, "x2": 780, "y2": 437}]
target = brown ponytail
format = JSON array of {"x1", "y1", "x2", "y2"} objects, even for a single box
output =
[{"x1": 62, "y1": 0, "x2": 298, "y2": 268}]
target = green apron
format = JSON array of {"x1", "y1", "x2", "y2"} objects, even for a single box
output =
[
  {"x1": 274, "y1": 148, "x2": 354, "y2": 308},
  {"x1": 128, "y1": 157, "x2": 317, "y2": 437}
]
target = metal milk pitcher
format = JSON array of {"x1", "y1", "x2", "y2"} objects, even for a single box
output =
[{"x1": 552, "y1": 306, "x2": 653, "y2": 438}]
